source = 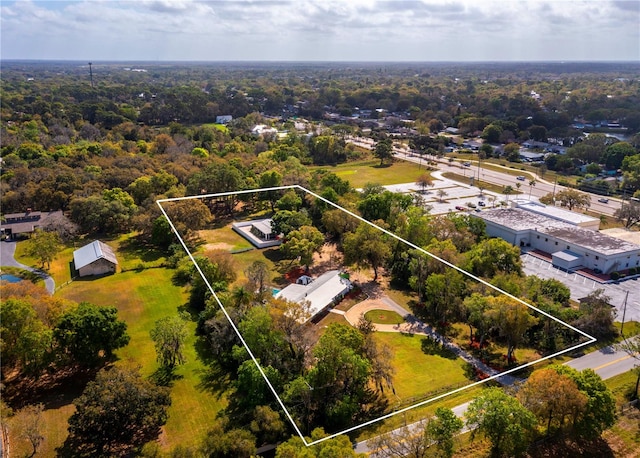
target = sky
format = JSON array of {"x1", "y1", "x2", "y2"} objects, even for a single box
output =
[{"x1": 1, "y1": 0, "x2": 639, "y2": 61}]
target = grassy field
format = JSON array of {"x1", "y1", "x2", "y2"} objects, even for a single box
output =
[
  {"x1": 58, "y1": 268, "x2": 227, "y2": 452},
  {"x1": 8, "y1": 240, "x2": 229, "y2": 456},
  {"x1": 374, "y1": 332, "x2": 471, "y2": 404},
  {"x1": 196, "y1": 224, "x2": 288, "y2": 287},
  {"x1": 311, "y1": 159, "x2": 428, "y2": 188},
  {"x1": 365, "y1": 309, "x2": 405, "y2": 325}
]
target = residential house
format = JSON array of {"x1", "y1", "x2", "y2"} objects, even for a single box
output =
[
  {"x1": 0, "y1": 210, "x2": 63, "y2": 240},
  {"x1": 275, "y1": 270, "x2": 352, "y2": 322}
]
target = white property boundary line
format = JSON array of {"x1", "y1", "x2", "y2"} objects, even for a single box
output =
[{"x1": 157, "y1": 185, "x2": 597, "y2": 447}]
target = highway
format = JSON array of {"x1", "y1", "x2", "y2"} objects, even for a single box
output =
[
  {"x1": 395, "y1": 151, "x2": 619, "y2": 217},
  {"x1": 346, "y1": 136, "x2": 622, "y2": 217}
]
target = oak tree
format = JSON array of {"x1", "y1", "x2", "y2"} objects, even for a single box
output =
[
  {"x1": 66, "y1": 367, "x2": 171, "y2": 456},
  {"x1": 466, "y1": 388, "x2": 536, "y2": 458}
]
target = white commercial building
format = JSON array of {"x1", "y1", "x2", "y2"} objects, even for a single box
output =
[{"x1": 475, "y1": 208, "x2": 640, "y2": 275}]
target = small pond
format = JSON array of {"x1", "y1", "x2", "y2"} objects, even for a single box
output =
[{"x1": 0, "y1": 273, "x2": 22, "y2": 283}]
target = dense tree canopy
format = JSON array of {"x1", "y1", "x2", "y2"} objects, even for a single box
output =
[
  {"x1": 66, "y1": 367, "x2": 171, "y2": 457},
  {"x1": 53, "y1": 302, "x2": 129, "y2": 366}
]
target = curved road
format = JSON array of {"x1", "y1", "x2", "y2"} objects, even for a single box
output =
[{"x1": 0, "y1": 240, "x2": 55, "y2": 293}]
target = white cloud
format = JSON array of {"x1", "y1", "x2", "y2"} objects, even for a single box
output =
[{"x1": 1, "y1": 0, "x2": 638, "y2": 60}]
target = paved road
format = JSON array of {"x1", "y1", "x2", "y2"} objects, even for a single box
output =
[
  {"x1": 565, "y1": 340, "x2": 639, "y2": 380},
  {"x1": 347, "y1": 136, "x2": 621, "y2": 217},
  {"x1": 355, "y1": 340, "x2": 639, "y2": 455},
  {"x1": 0, "y1": 240, "x2": 55, "y2": 293}
]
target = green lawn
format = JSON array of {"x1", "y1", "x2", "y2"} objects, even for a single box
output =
[
  {"x1": 311, "y1": 159, "x2": 428, "y2": 188},
  {"x1": 10, "y1": 238, "x2": 229, "y2": 455},
  {"x1": 197, "y1": 224, "x2": 290, "y2": 288},
  {"x1": 374, "y1": 332, "x2": 470, "y2": 404},
  {"x1": 442, "y1": 172, "x2": 518, "y2": 196},
  {"x1": 365, "y1": 309, "x2": 405, "y2": 325},
  {"x1": 57, "y1": 268, "x2": 227, "y2": 452},
  {"x1": 605, "y1": 370, "x2": 639, "y2": 405},
  {"x1": 12, "y1": 238, "x2": 75, "y2": 285},
  {"x1": 200, "y1": 122, "x2": 230, "y2": 134}
]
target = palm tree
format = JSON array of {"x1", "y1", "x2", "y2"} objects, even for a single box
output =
[
  {"x1": 437, "y1": 189, "x2": 448, "y2": 203},
  {"x1": 528, "y1": 179, "x2": 536, "y2": 199},
  {"x1": 503, "y1": 185, "x2": 514, "y2": 204},
  {"x1": 416, "y1": 173, "x2": 434, "y2": 194}
]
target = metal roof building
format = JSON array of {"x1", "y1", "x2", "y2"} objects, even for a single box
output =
[
  {"x1": 73, "y1": 240, "x2": 118, "y2": 277},
  {"x1": 275, "y1": 270, "x2": 352, "y2": 322}
]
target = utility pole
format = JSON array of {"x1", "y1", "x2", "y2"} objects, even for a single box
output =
[
  {"x1": 88, "y1": 62, "x2": 94, "y2": 88},
  {"x1": 620, "y1": 290, "x2": 629, "y2": 336}
]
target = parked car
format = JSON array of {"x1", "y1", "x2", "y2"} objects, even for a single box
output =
[
  {"x1": 516, "y1": 175, "x2": 526, "y2": 181},
  {"x1": 598, "y1": 198, "x2": 609, "y2": 203},
  {"x1": 455, "y1": 206, "x2": 466, "y2": 211},
  {"x1": 463, "y1": 162, "x2": 471, "y2": 167},
  {"x1": 478, "y1": 201, "x2": 486, "y2": 206}
]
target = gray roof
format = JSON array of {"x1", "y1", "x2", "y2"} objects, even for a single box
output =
[
  {"x1": 477, "y1": 208, "x2": 640, "y2": 255},
  {"x1": 552, "y1": 250, "x2": 581, "y2": 262},
  {"x1": 252, "y1": 219, "x2": 273, "y2": 236},
  {"x1": 0, "y1": 210, "x2": 63, "y2": 234},
  {"x1": 275, "y1": 270, "x2": 351, "y2": 320},
  {"x1": 73, "y1": 241, "x2": 118, "y2": 270}
]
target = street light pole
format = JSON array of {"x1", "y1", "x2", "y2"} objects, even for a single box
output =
[{"x1": 620, "y1": 290, "x2": 629, "y2": 336}]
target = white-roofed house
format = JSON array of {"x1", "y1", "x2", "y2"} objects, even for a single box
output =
[
  {"x1": 73, "y1": 240, "x2": 118, "y2": 277},
  {"x1": 275, "y1": 270, "x2": 352, "y2": 322}
]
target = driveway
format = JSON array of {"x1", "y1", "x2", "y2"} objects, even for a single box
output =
[
  {"x1": 0, "y1": 240, "x2": 55, "y2": 294},
  {"x1": 343, "y1": 294, "x2": 519, "y2": 386}
]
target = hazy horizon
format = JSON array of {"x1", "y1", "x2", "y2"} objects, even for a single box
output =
[{"x1": 2, "y1": 1, "x2": 638, "y2": 62}]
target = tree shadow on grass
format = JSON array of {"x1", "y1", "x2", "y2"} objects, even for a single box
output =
[
  {"x1": 420, "y1": 336, "x2": 457, "y2": 360},
  {"x1": 149, "y1": 366, "x2": 184, "y2": 387},
  {"x1": 194, "y1": 364, "x2": 232, "y2": 401},
  {"x1": 2, "y1": 365, "x2": 102, "y2": 411},
  {"x1": 118, "y1": 235, "x2": 167, "y2": 263},
  {"x1": 529, "y1": 436, "x2": 615, "y2": 458},
  {"x1": 262, "y1": 247, "x2": 287, "y2": 263},
  {"x1": 192, "y1": 335, "x2": 233, "y2": 400}
]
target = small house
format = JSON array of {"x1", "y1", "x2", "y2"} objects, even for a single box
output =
[{"x1": 73, "y1": 241, "x2": 118, "y2": 277}]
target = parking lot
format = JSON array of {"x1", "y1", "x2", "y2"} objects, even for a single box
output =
[
  {"x1": 522, "y1": 252, "x2": 640, "y2": 322},
  {"x1": 382, "y1": 173, "x2": 501, "y2": 215}
]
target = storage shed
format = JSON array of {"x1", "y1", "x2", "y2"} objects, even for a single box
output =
[{"x1": 73, "y1": 241, "x2": 118, "y2": 277}]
